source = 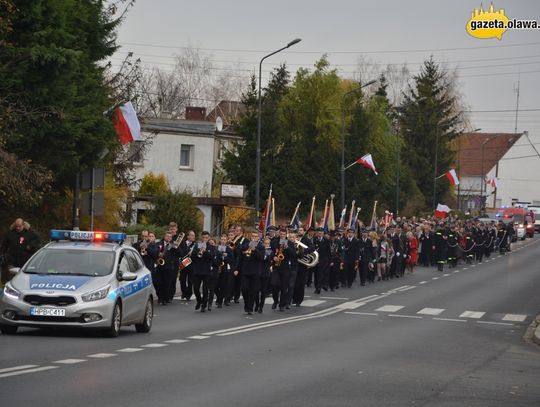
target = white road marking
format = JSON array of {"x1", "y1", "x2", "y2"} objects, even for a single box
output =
[
  {"x1": 419, "y1": 281, "x2": 427, "y2": 284},
  {"x1": 336, "y1": 301, "x2": 366, "y2": 310},
  {"x1": 443, "y1": 273, "x2": 450, "y2": 277},
  {"x1": 0, "y1": 366, "x2": 58, "y2": 378},
  {"x1": 187, "y1": 335, "x2": 209, "y2": 340},
  {"x1": 344, "y1": 312, "x2": 378, "y2": 316},
  {"x1": 0, "y1": 365, "x2": 38, "y2": 374},
  {"x1": 454, "y1": 270, "x2": 460, "y2": 273},
  {"x1": 463, "y1": 267, "x2": 468, "y2": 270},
  {"x1": 459, "y1": 311, "x2": 486, "y2": 319},
  {"x1": 87, "y1": 353, "x2": 117, "y2": 359},
  {"x1": 301, "y1": 299, "x2": 327, "y2": 307},
  {"x1": 398, "y1": 286, "x2": 416, "y2": 292},
  {"x1": 320, "y1": 296, "x2": 349, "y2": 300},
  {"x1": 477, "y1": 321, "x2": 514, "y2": 326},
  {"x1": 433, "y1": 317, "x2": 467, "y2": 322},
  {"x1": 393, "y1": 285, "x2": 410, "y2": 291},
  {"x1": 502, "y1": 314, "x2": 528, "y2": 322},
  {"x1": 375, "y1": 305, "x2": 404, "y2": 313},
  {"x1": 432, "y1": 277, "x2": 439, "y2": 280},
  {"x1": 471, "y1": 265, "x2": 476, "y2": 268},
  {"x1": 417, "y1": 308, "x2": 445, "y2": 316},
  {"x1": 141, "y1": 343, "x2": 168, "y2": 348},
  {"x1": 53, "y1": 359, "x2": 87, "y2": 364},
  {"x1": 117, "y1": 348, "x2": 144, "y2": 353},
  {"x1": 389, "y1": 314, "x2": 423, "y2": 319},
  {"x1": 164, "y1": 339, "x2": 189, "y2": 344}
]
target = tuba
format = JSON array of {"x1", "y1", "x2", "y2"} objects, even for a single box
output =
[{"x1": 295, "y1": 239, "x2": 319, "y2": 268}]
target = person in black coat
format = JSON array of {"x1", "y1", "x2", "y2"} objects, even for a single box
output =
[
  {"x1": 434, "y1": 225, "x2": 448, "y2": 271},
  {"x1": 342, "y1": 228, "x2": 359, "y2": 287},
  {"x1": 236, "y1": 231, "x2": 265, "y2": 315},
  {"x1": 270, "y1": 228, "x2": 296, "y2": 311},
  {"x1": 293, "y1": 228, "x2": 315, "y2": 305},
  {"x1": 190, "y1": 231, "x2": 216, "y2": 312},
  {"x1": 232, "y1": 225, "x2": 248, "y2": 303},
  {"x1": 178, "y1": 230, "x2": 196, "y2": 301},
  {"x1": 133, "y1": 229, "x2": 159, "y2": 279},
  {"x1": 328, "y1": 231, "x2": 344, "y2": 290},
  {"x1": 358, "y1": 230, "x2": 375, "y2": 285},
  {"x1": 389, "y1": 227, "x2": 404, "y2": 278},
  {"x1": 255, "y1": 237, "x2": 274, "y2": 313},
  {"x1": 1, "y1": 218, "x2": 40, "y2": 268},
  {"x1": 214, "y1": 234, "x2": 236, "y2": 308},
  {"x1": 419, "y1": 225, "x2": 434, "y2": 267},
  {"x1": 313, "y1": 227, "x2": 331, "y2": 294},
  {"x1": 155, "y1": 232, "x2": 181, "y2": 305}
]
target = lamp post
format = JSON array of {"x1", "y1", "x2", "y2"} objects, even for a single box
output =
[
  {"x1": 340, "y1": 79, "x2": 377, "y2": 209},
  {"x1": 256, "y1": 38, "x2": 301, "y2": 219},
  {"x1": 457, "y1": 128, "x2": 481, "y2": 211}
]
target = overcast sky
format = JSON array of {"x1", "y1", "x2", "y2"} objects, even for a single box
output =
[{"x1": 111, "y1": 0, "x2": 540, "y2": 134}]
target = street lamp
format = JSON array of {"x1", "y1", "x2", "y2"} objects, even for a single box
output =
[
  {"x1": 480, "y1": 136, "x2": 492, "y2": 211},
  {"x1": 340, "y1": 79, "x2": 377, "y2": 209},
  {"x1": 256, "y1": 38, "x2": 301, "y2": 219}
]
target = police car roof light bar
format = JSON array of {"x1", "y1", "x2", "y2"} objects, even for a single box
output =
[{"x1": 49, "y1": 230, "x2": 126, "y2": 244}]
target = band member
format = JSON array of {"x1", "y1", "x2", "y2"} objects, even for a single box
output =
[
  {"x1": 207, "y1": 238, "x2": 218, "y2": 310},
  {"x1": 304, "y1": 227, "x2": 316, "y2": 287},
  {"x1": 215, "y1": 234, "x2": 235, "y2": 308},
  {"x1": 328, "y1": 231, "x2": 343, "y2": 290},
  {"x1": 293, "y1": 227, "x2": 315, "y2": 305},
  {"x1": 191, "y1": 231, "x2": 216, "y2": 312},
  {"x1": 485, "y1": 222, "x2": 496, "y2": 258},
  {"x1": 155, "y1": 231, "x2": 181, "y2": 305},
  {"x1": 474, "y1": 223, "x2": 486, "y2": 263},
  {"x1": 434, "y1": 224, "x2": 448, "y2": 271},
  {"x1": 255, "y1": 237, "x2": 274, "y2": 313},
  {"x1": 236, "y1": 230, "x2": 264, "y2": 315},
  {"x1": 343, "y1": 227, "x2": 359, "y2": 287},
  {"x1": 313, "y1": 227, "x2": 331, "y2": 293},
  {"x1": 179, "y1": 230, "x2": 196, "y2": 300},
  {"x1": 271, "y1": 228, "x2": 295, "y2": 311},
  {"x1": 358, "y1": 229, "x2": 374, "y2": 286},
  {"x1": 133, "y1": 229, "x2": 158, "y2": 274},
  {"x1": 286, "y1": 229, "x2": 301, "y2": 307},
  {"x1": 446, "y1": 225, "x2": 459, "y2": 268},
  {"x1": 232, "y1": 225, "x2": 248, "y2": 303}
]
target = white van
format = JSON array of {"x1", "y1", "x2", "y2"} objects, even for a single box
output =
[{"x1": 527, "y1": 206, "x2": 540, "y2": 233}]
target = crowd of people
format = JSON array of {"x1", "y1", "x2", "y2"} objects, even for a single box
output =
[{"x1": 132, "y1": 216, "x2": 521, "y2": 315}]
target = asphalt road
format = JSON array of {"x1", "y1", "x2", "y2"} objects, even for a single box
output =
[{"x1": 1, "y1": 237, "x2": 540, "y2": 406}]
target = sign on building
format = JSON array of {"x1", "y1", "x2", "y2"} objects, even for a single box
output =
[{"x1": 221, "y1": 183, "x2": 244, "y2": 198}]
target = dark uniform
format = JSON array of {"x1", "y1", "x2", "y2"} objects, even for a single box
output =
[
  {"x1": 179, "y1": 239, "x2": 195, "y2": 300},
  {"x1": 270, "y1": 239, "x2": 295, "y2": 311},
  {"x1": 237, "y1": 240, "x2": 264, "y2": 314},
  {"x1": 155, "y1": 240, "x2": 181, "y2": 304},
  {"x1": 343, "y1": 233, "x2": 359, "y2": 287},
  {"x1": 446, "y1": 228, "x2": 459, "y2": 268},
  {"x1": 233, "y1": 235, "x2": 248, "y2": 303},
  {"x1": 1, "y1": 227, "x2": 40, "y2": 268},
  {"x1": 328, "y1": 234, "x2": 343, "y2": 290},
  {"x1": 313, "y1": 233, "x2": 331, "y2": 293},
  {"x1": 214, "y1": 244, "x2": 235, "y2": 308},
  {"x1": 434, "y1": 226, "x2": 447, "y2": 271},
  {"x1": 293, "y1": 234, "x2": 314, "y2": 304},
  {"x1": 473, "y1": 226, "x2": 486, "y2": 263},
  {"x1": 463, "y1": 227, "x2": 475, "y2": 264},
  {"x1": 419, "y1": 229, "x2": 434, "y2": 267},
  {"x1": 358, "y1": 234, "x2": 375, "y2": 285},
  {"x1": 133, "y1": 239, "x2": 159, "y2": 288},
  {"x1": 255, "y1": 245, "x2": 274, "y2": 313},
  {"x1": 191, "y1": 242, "x2": 216, "y2": 312}
]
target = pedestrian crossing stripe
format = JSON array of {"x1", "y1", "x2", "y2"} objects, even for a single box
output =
[
  {"x1": 417, "y1": 308, "x2": 445, "y2": 315},
  {"x1": 502, "y1": 314, "x2": 527, "y2": 322},
  {"x1": 375, "y1": 305, "x2": 405, "y2": 312},
  {"x1": 301, "y1": 299, "x2": 326, "y2": 307}
]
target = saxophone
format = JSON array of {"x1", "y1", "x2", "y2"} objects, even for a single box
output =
[{"x1": 275, "y1": 246, "x2": 285, "y2": 267}]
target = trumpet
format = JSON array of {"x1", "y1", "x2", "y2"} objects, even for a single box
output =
[
  {"x1": 196, "y1": 242, "x2": 206, "y2": 258},
  {"x1": 157, "y1": 246, "x2": 165, "y2": 266},
  {"x1": 140, "y1": 240, "x2": 148, "y2": 256}
]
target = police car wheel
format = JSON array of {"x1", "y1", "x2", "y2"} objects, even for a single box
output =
[
  {"x1": 0, "y1": 324, "x2": 18, "y2": 335},
  {"x1": 135, "y1": 298, "x2": 153, "y2": 333},
  {"x1": 104, "y1": 302, "x2": 122, "y2": 337}
]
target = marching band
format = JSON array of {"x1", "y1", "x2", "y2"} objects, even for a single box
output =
[{"x1": 132, "y1": 215, "x2": 520, "y2": 315}]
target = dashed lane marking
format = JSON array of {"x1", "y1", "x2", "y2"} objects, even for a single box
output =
[
  {"x1": 433, "y1": 317, "x2": 467, "y2": 322},
  {"x1": 459, "y1": 311, "x2": 486, "y2": 319},
  {"x1": 0, "y1": 365, "x2": 38, "y2": 374},
  {"x1": 502, "y1": 314, "x2": 528, "y2": 322},
  {"x1": 375, "y1": 305, "x2": 405, "y2": 313},
  {"x1": 389, "y1": 314, "x2": 423, "y2": 319},
  {"x1": 432, "y1": 277, "x2": 439, "y2": 280},
  {"x1": 117, "y1": 348, "x2": 144, "y2": 353},
  {"x1": 0, "y1": 366, "x2": 58, "y2": 378},
  {"x1": 87, "y1": 353, "x2": 117, "y2": 359},
  {"x1": 141, "y1": 343, "x2": 168, "y2": 348},
  {"x1": 453, "y1": 270, "x2": 460, "y2": 273},
  {"x1": 164, "y1": 339, "x2": 189, "y2": 344},
  {"x1": 477, "y1": 321, "x2": 514, "y2": 326},
  {"x1": 187, "y1": 335, "x2": 210, "y2": 340},
  {"x1": 443, "y1": 273, "x2": 450, "y2": 277},
  {"x1": 53, "y1": 359, "x2": 87, "y2": 364},
  {"x1": 344, "y1": 311, "x2": 378, "y2": 316},
  {"x1": 419, "y1": 281, "x2": 427, "y2": 284},
  {"x1": 301, "y1": 299, "x2": 327, "y2": 307},
  {"x1": 320, "y1": 296, "x2": 349, "y2": 300},
  {"x1": 417, "y1": 308, "x2": 445, "y2": 316}
]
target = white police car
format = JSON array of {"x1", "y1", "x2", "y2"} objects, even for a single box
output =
[{"x1": 0, "y1": 230, "x2": 154, "y2": 337}]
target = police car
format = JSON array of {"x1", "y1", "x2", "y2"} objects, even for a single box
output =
[{"x1": 0, "y1": 230, "x2": 154, "y2": 337}]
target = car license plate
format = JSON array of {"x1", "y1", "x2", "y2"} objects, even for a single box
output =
[{"x1": 30, "y1": 307, "x2": 66, "y2": 317}]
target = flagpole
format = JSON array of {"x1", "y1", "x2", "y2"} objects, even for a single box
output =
[
  {"x1": 321, "y1": 199, "x2": 328, "y2": 227},
  {"x1": 344, "y1": 161, "x2": 358, "y2": 171},
  {"x1": 271, "y1": 198, "x2": 276, "y2": 227},
  {"x1": 347, "y1": 200, "x2": 355, "y2": 228},
  {"x1": 290, "y1": 202, "x2": 300, "y2": 225}
]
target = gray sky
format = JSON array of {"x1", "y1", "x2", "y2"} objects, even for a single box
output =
[{"x1": 111, "y1": 0, "x2": 540, "y2": 134}]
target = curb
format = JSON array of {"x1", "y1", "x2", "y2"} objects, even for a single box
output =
[{"x1": 524, "y1": 313, "x2": 540, "y2": 346}]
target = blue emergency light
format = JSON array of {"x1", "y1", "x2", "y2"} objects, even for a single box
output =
[{"x1": 49, "y1": 230, "x2": 126, "y2": 243}]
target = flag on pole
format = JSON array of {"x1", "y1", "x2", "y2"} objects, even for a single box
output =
[
  {"x1": 485, "y1": 177, "x2": 499, "y2": 189},
  {"x1": 327, "y1": 195, "x2": 335, "y2": 232},
  {"x1": 434, "y1": 203, "x2": 451, "y2": 219},
  {"x1": 113, "y1": 101, "x2": 142, "y2": 145},
  {"x1": 321, "y1": 199, "x2": 329, "y2": 228},
  {"x1": 271, "y1": 198, "x2": 276, "y2": 228},
  {"x1": 290, "y1": 202, "x2": 301, "y2": 229},
  {"x1": 305, "y1": 196, "x2": 316, "y2": 229},
  {"x1": 383, "y1": 211, "x2": 394, "y2": 228},
  {"x1": 351, "y1": 208, "x2": 361, "y2": 231},
  {"x1": 259, "y1": 186, "x2": 272, "y2": 234},
  {"x1": 347, "y1": 200, "x2": 356, "y2": 229},
  {"x1": 355, "y1": 153, "x2": 378, "y2": 175},
  {"x1": 445, "y1": 169, "x2": 460, "y2": 186},
  {"x1": 339, "y1": 205, "x2": 347, "y2": 228}
]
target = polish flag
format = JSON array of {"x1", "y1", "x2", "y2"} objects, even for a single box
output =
[
  {"x1": 434, "y1": 203, "x2": 451, "y2": 219},
  {"x1": 445, "y1": 169, "x2": 460, "y2": 186},
  {"x1": 113, "y1": 101, "x2": 142, "y2": 145},
  {"x1": 356, "y1": 154, "x2": 378, "y2": 175},
  {"x1": 486, "y1": 177, "x2": 498, "y2": 188}
]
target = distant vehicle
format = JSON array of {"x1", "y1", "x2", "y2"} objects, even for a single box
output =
[
  {"x1": 0, "y1": 230, "x2": 154, "y2": 337},
  {"x1": 527, "y1": 206, "x2": 540, "y2": 233}
]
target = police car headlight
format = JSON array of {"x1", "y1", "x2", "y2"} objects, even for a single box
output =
[
  {"x1": 3, "y1": 283, "x2": 21, "y2": 300},
  {"x1": 81, "y1": 285, "x2": 110, "y2": 302}
]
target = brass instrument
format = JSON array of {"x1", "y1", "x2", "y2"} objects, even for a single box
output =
[
  {"x1": 174, "y1": 232, "x2": 185, "y2": 247},
  {"x1": 295, "y1": 239, "x2": 319, "y2": 268},
  {"x1": 275, "y1": 247, "x2": 285, "y2": 267},
  {"x1": 157, "y1": 244, "x2": 166, "y2": 266},
  {"x1": 196, "y1": 242, "x2": 206, "y2": 258},
  {"x1": 140, "y1": 240, "x2": 148, "y2": 256}
]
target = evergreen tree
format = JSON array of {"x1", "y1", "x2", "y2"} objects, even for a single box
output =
[{"x1": 398, "y1": 58, "x2": 463, "y2": 209}]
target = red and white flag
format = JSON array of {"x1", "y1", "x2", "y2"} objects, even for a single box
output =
[
  {"x1": 434, "y1": 203, "x2": 451, "y2": 219},
  {"x1": 113, "y1": 101, "x2": 142, "y2": 145},
  {"x1": 485, "y1": 177, "x2": 499, "y2": 189},
  {"x1": 445, "y1": 169, "x2": 460, "y2": 186},
  {"x1": 356, "y1": 153, "x2": 378, "y2": 175}
]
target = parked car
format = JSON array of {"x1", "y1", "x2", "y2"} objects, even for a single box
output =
[{"x1": 527, "y1": 206, "x2": 540, "y2": 233}]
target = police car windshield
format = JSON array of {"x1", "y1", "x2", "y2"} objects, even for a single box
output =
[{"x1": 23, "y1": 249, "x2": 115, "y2": 277}]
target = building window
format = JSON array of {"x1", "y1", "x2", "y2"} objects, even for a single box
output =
[
  {"x1": 128, "y1": 141, "x2": 144, "y2": 165},
  {"x1": 180, "y1": 144, "x2": 194, "y2": 169}
]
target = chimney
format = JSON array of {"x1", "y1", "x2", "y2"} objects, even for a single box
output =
[{"x1": 185, "y1": 106, "x2": 207, "y2": 121}]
